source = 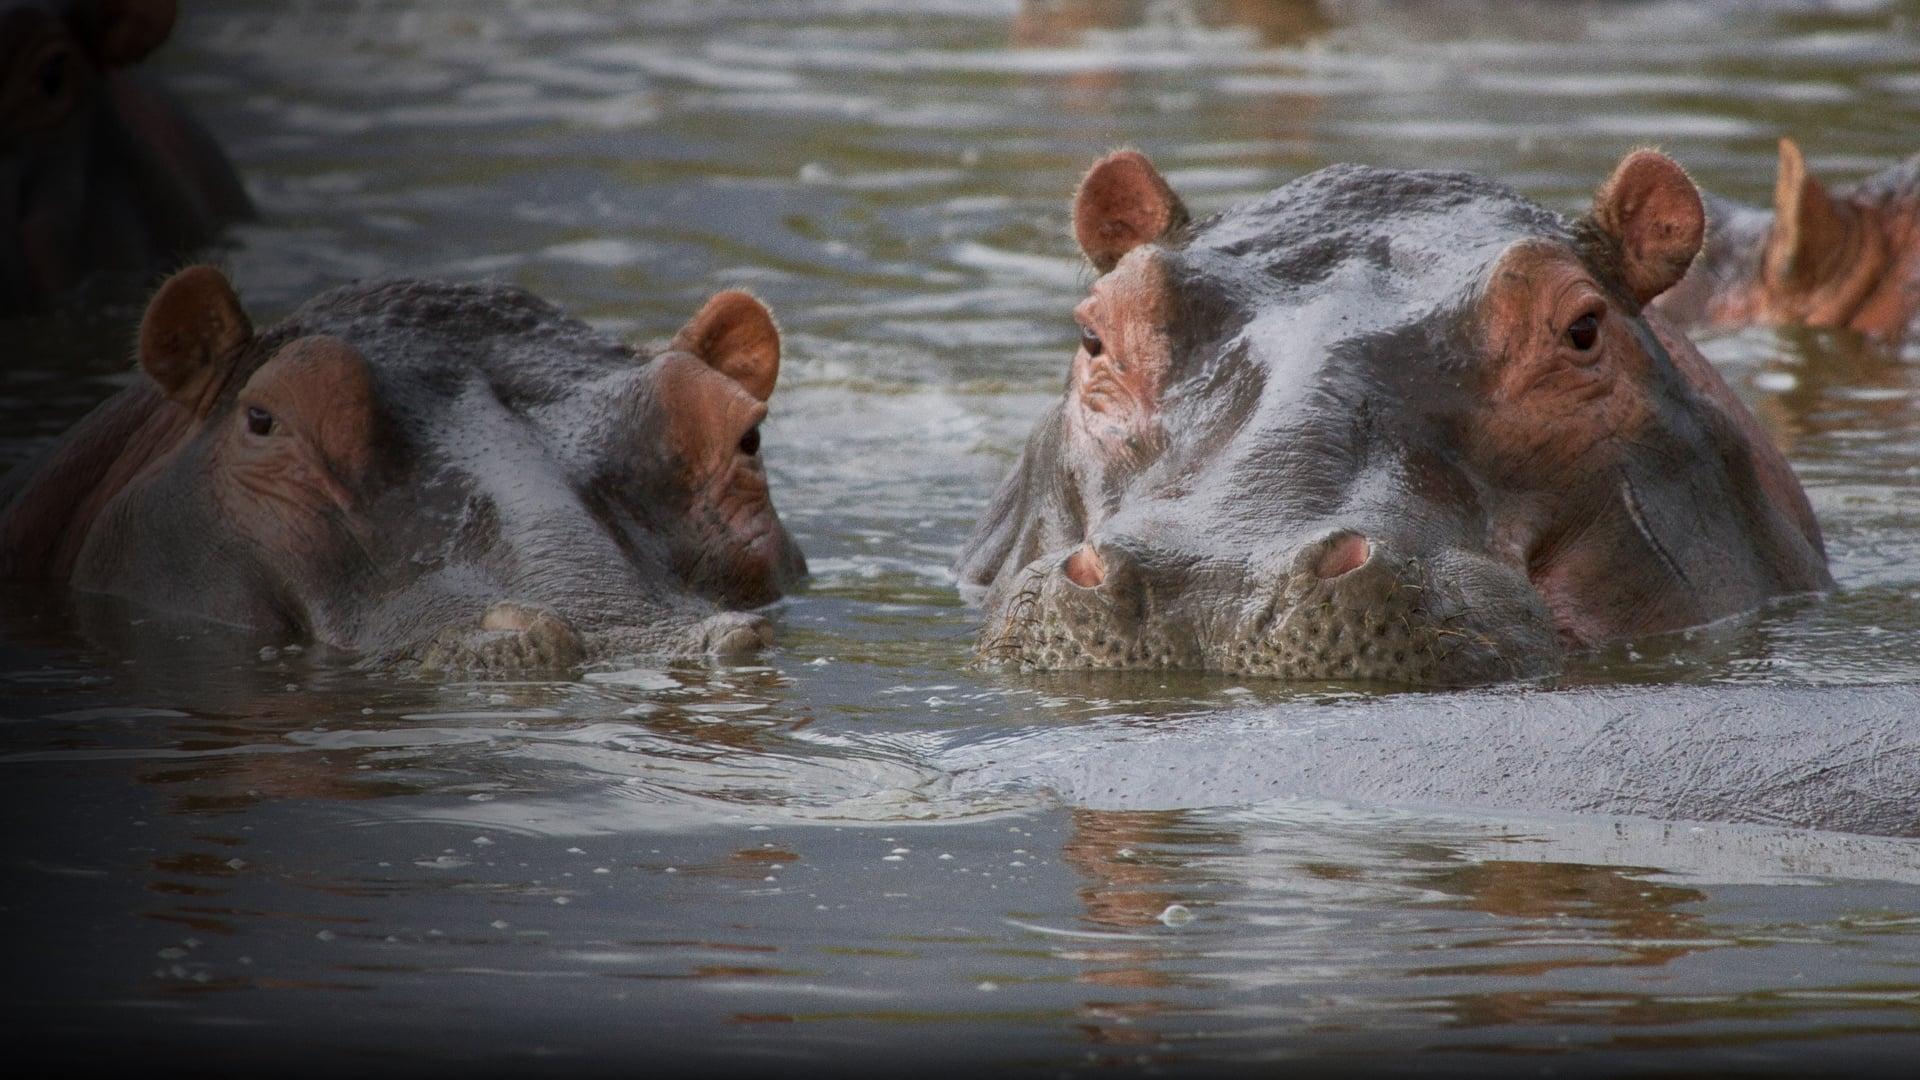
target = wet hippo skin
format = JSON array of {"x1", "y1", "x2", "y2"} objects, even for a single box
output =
[
  {"x1": 1, "y1": 0, "x2": 253, "y2": 313},
  {"x1": 0, "y1": 266, "x2": 808, "y2": 671},
  {"x1": 1656, "y1": 138, "x2": 1920, "y2": 340},
  {"x1": 945, "y1": 683, "x2": 1920, "y2": 838},
  {"x1": 958, "y1": 149, "x2": 1832, "y2": 686}
]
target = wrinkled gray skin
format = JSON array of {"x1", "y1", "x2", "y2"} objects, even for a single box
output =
[
  {"x1": 959, "y1": 160, "x2": 1829, "y2": 685},
  {"x1": 0, "y1": 278, "x2": 807, "y2": 671},
  {"x1": 1, "y1": 0, "x2": 252, "y2": 313},
  {"x1": 948, "y1": 684, "x2": 1920, "y2": 838}
]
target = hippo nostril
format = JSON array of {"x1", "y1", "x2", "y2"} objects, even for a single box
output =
[
  {"x1": 1064, "y1": 543, "x2": 1106, "y2": 588},
  {"x1": 697, "y1": 612, "x2": 774, "y2": 656},
  {"x1": 481, "y1": 600, "x2": 564, "y2": 634},
  {"x1": 1315, "y1": 532, "x2": 1372, "y2": 580}
]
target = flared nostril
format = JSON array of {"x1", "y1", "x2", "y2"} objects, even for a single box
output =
[
  {"x1": 699, "y1": 612, "x2": 774, "y2": 655},
  {"x1": 1064, "y1": 543, "x2": 1106, "y2": 588},
  {"x1": 1315, "y1": 531, "x2": 1372, "y2": 580}
]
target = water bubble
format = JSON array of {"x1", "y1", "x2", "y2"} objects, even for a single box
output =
[{"x1": 1158, "y1": 904, "x2": 1194, "y2": 928}]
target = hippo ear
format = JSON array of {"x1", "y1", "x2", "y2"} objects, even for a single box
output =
[
  {"x1": 70, "y1": 0, "x2": 178, "y2": 67},
  {"x1": 1765, "y1": 137, "x2": 1852, "y2": 290},
  {"x1": 671, "y1": 290, "x2": 780, "y2": 402},
  {"x1": 1589, "y1": 149, "x2": 1705, "y2": 305},
  {"x1": 1074, "y1": 150, "x2": 1190, "y2": 274},
  {"x1": 138, "y1": 265, "x2": 252, "y2": 417}
]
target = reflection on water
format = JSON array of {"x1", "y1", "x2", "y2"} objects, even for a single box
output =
[{"x1": 5, "y1": 0, "x2": 1920, "y2": 1072}]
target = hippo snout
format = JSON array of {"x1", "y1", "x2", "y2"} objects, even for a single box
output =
[
  {"x1": 415, "y1": 601, "x2": 588, "y2": 674},
  {"x1": 983, "y1": 530, "x2": 1561, "y2": 686},
  {"x1": 410, "y1": 602, "x2": 775, "y2": 675}
]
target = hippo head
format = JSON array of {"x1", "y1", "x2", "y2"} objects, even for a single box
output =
[
  {"x1": 1, "y1": 0, "x2": 250, "y2": 309},
  {"x1": 34, "y1": 266, "x2": 806, "y2": 670},
  {"x1": 958, "y1": 150, "x2": 1831, "y2": 685},
  {"x1": 1656, "y1": 138, "x2": 1920, "y2": 338}
]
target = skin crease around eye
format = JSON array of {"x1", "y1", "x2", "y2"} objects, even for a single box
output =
[{"x1": 1081, "y1": 324, "x2": 1104, "y2": 357}]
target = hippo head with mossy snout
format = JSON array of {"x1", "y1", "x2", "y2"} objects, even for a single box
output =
[
  {"x1": 958, "y1": 149, "x2": 1831, "y2": 686},
  {"x1": 0, "y1": 267, "x2": 807, "y2": 671}
]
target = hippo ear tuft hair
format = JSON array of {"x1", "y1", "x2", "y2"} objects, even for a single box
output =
[
  {"x1": 1766, "y1": 137, "x2": 1852, "y2": 290},
  {"x1": 138, "y1": 265, "x2": 252, "y2": 416},
  {"x1": 71, "y1": 0, "x2": 178, "y2": 67},
  {"x1": 671, "y1": 290, "x2": 781, "y2": 402},
  {"x1": 1073, "y1": 149, "x2": 1189, "y2": 274},
  {"x1": 1589, "y1": 148, "x2": 1705, "y2": 306}
]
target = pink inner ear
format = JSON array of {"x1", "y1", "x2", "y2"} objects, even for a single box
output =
[
  {"x1": 1592, "y1": 150, "x2": 1704, "y2": 305},
  {"x1": 1073, "y1": 150, "x2": 1188, "y2": 273},
  {"x1": 671, "y1": 290, "x2": 780, "y2": 402},
  {"x1": 137, "y1": 264, "x2": 253, "y2": 413}
]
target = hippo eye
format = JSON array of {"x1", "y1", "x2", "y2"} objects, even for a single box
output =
[
  {"x1": 1080, "y1": 324, "x2": 1104, "y2": 358},
  {"x1": 738, "y1": 425, "x2": 760, "y2": 456},
  {"x1": 245, "y1": 405, "x2": 274, "y2": 436},
  {"x1": 1565, "y1": 312, "x2": 1600, "y2": 351}
]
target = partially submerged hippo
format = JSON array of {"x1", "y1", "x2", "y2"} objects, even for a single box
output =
[
  {"x1": 0, "y1": 266, "x2": 806, "y2": 670},
  {"x1": 2, "y1": 0, "x2": 252, "y2": 313},
  {"x1": 1654, "y1": 138, "x2": 1920, "y2": 338},
  {"x1": 957, "y1": 149, "x2": 1831, "y2": 685}
]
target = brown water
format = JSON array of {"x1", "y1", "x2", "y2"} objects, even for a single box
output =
[{"x1": 3, "y1": 1, "x2": 1920, "y2": 1074}]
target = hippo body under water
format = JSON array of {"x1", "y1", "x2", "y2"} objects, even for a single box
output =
[
  {"x1": 943, "y1": 683, "x2": 1920, "y2": 839},
  {"x1": 0, "y1": 267, "x2": 806, "y2": 670},
  {"x1": 1, "y1": 0, "x2": 253, "y2": 313},
  {"x1": 1655, "y1": 138, "x2": 1920, "y2": 339},
  {"x1": 958, "y1": 149, "x2": 1831, "y2": 685}
]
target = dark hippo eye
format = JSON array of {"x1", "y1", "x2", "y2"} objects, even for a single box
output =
[
  {"x1": 1566, "y1": 312, "x2": 1600, "y2": 351},
  {"x1": 245, "y1": 405, "x2": 274, "y2": 436},
  {"x1": 1080, "y1": 324, "x2": 1104, "y2": 358},
  {"x1": 738, "y1": 425, "x2": 760, "y2": 456}
]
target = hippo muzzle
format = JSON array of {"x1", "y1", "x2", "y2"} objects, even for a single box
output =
[{"x1": 984, "y1": 529, "x2": 1561, "y2": 686}]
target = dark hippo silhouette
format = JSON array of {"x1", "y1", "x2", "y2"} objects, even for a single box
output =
[
  {"x1": 0, "y1": 266, "x2": 807, "y2": 670},
  {"x1": 1, "y1": 0, "x2": 252, "y2": 313},
  {"x1": 1655, "y1": 138, "x2": 1920, "y2": 340},
  {"x1": 957, "y1": 149, "x2": 1831, "y2": 685}
]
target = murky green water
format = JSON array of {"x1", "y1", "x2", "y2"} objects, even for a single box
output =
[{"x1": 4, "y1": 1, "x2": 1920, "y2": 1073}]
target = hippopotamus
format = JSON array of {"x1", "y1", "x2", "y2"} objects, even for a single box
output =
[
  {"x1": 1654, "y1": 139, "x2": 1920, "y2": 339},
  {"x1": 1, "y1": 0, "x2": 252, "y2": 313},
  {"x1": 956, "y1": 148, "x2": 1831, "y2": 685},
  {"x1": 0, "y1": 266, "x2": 807, "y2": 670}
]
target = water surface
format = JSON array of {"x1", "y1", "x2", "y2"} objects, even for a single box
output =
[{"x1": 4, "y1": 1, "x2": 1920, "y2": 1073}]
